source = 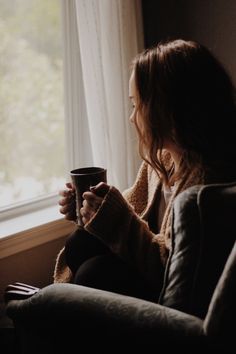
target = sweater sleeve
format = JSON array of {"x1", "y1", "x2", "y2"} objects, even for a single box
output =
[{"x1": 84, "y1": 186, "x2": 167, "y2": 293}]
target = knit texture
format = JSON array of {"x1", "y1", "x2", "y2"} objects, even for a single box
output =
[{"x1": 53, "y1": 155, "x2": 203, "y2": 289}]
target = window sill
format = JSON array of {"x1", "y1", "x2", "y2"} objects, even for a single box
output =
[
  {"x1": 0, "y1": 206, "x2": 76, "y2": 259},
  {"x1": 0, "y1": 204, "x2": 61, "y2": 238}
]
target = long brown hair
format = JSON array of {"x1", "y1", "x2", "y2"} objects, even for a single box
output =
[{"x1": 132, "y1": 39, "x2": 236, "y2": 185}]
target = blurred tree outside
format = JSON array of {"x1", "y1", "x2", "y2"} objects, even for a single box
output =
[{"x1": 0, "y1": 0, "x2": 65, "y2": 208}]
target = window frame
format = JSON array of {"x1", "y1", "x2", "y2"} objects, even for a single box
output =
[
  {"x1": 0, "y1": 0, "x2": 72, "y2": 229},
  {"x1": 0, "y1": 194, "x2": 59, "y2": 222}
]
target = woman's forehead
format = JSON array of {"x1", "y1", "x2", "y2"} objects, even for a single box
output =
[{"x1": 129, "y1": 71, "x2": 136, "y2": 96}]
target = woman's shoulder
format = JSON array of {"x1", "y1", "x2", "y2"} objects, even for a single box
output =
[
  {"x1": 122, "y1": 159, "x2": 162, "y2": 203},
  {"x1": 133, "y1": 152, "x2": 173, "y2": 185},
  {"x1": 122, "y1": 161, "x2": 149, "y2": 198}
]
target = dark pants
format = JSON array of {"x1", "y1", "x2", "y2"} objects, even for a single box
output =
[{"x1": 64, "y1": 228, "x2": 157, "y2": 302}]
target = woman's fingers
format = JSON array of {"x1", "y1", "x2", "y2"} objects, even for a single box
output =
[
  {"x1": 82, "y1": 192, "x2": 103, "y2": 206},
  {"x1": 80, "y1": 198, "x2": 98, "y2": 224},
  {"x1": 59, "y1": 186, "x2": 75, "y2": 207},
  {"x1": 59, "y1": 205, "x2": 69, "y2": 214},
  {"x1": 80, "y1": 206, "x2": 95, "y2": 225},
  {"x1": 80, "y1": 184, "x2": 110, "y2": 224},
  {"x1": 61, "y1": 201, "x2": 76, "y2": 220},
  {"x1": 80, "y1": 206, "x2": 92, "y2": 218},
  {"x1": 82, "y1": 198, "x2": 100, "y2": 211},
  {"x1": 82, "y1": 215, "x2": 91, "y2": 225},
  {"x1": 59, "y1": 188, "x2": 75, "y2": 198},
  {"x1": 66, "y1": 182, "x2": 74, "y2": 190},
  {"x1": 58, "y1": 198, "x2": 68, "y2": 207},
  {"x1": 58, "y1": 182, "x2": 109, "y2": 223},
  {"x1": 58, "y1": 183, "x2": 76, "y2": 221},
  {"x1": 58, "y1": 194, "x2": 74, "y2": 206}
]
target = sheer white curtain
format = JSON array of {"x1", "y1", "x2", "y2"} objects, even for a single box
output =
[{"x1": 62, "y1": 0, "x2": 143, "y2": 190}]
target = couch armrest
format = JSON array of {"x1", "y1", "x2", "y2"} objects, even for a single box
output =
[{"x1": 6, "y1": 283, "x2": 204, "y2": 352}]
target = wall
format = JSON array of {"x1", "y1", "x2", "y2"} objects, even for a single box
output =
[
  {"x1": 142, "y1": 0, "x2": 236, "y2": 84},
  {"x1": 0, "y1": 237, "x2": 66, "y2": 292},
  {"x1": 0, "y1": 236, "x2": 67, "y2": 327}
]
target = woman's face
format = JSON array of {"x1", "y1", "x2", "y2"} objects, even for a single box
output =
[
  {"x1": 128, "y1": 70, "x2": 143, "y2": 131},
  {"x1": 128, "y1": 70, "x2": 182, "y2": 163}
]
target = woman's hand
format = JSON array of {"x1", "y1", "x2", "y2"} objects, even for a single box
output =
[
  {"x1": 58, "y1": 182, "x2": 77, "y2": 221},
  {"x1": 80, "y1": 182, "x2": 110, "y2": 225}
]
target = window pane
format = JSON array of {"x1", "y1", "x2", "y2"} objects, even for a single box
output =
[{"x1": 0, "y1": 0, "x2": 65, "y2": 208}]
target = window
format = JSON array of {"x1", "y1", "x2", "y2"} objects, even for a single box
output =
[{"x1": 0, "y1": 0, "x2": 65, "y2": 218}]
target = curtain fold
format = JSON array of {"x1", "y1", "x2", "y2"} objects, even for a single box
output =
[{"x1": 73, "y1": 0, "x2": 143, "y2": 190}]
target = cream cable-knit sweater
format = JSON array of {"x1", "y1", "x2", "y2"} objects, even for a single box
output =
[{"x1": 53, "y1": 156, "x2": 203, "y2": 291}]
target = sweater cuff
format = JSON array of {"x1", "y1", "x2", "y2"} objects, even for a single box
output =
[{"x1": 84, "y1": 186, "x2": 133, "y2": 245}]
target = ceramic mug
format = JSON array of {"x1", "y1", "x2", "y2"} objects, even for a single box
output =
[{"x1": 70, "y1": 167, "x2": 107, "y2": 226}]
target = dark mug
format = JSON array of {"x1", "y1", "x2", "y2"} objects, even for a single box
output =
[{"x1": 70, "y1": 167, "x2": 107, "y2": 226}]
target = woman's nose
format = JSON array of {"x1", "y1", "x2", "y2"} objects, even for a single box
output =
[{"x1": 129, "y1": 114, "x2": 135, "y2": 123}]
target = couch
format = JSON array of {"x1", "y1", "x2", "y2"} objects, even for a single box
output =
[{"x1": 4, "y1": 182, "x2": 236, "y2": 353}]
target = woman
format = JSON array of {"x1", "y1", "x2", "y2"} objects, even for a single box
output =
[{"x1": 54, "y1": 39, "x2": 236, "y2": 302}]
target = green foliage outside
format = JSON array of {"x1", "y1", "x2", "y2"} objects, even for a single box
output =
[{"x1": 0, "y1": 0, "x2": 65, "y2": 207}]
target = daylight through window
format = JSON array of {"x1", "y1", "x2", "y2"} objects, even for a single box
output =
[{"x1": 0, "y1": 0, "x2": 65, "y2": 209}]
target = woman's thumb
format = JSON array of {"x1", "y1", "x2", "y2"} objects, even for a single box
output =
[{"x1": 90, "y1": 182, "x2": 109, "y2": 197}]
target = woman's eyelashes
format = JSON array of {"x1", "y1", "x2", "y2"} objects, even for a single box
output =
[{"x1": 131, "y1": 99, "x2": 136, "y2": 110}]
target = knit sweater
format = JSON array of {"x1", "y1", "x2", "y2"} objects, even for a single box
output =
[{"x1": 53, "y1": 155, "x2": 203, "y2": 292}]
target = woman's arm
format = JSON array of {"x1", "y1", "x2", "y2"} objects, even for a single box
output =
[{"x1": 84, "y1": 185, "x2": 166, "y2": 294}]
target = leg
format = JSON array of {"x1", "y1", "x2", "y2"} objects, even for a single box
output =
[
  {"x1": 74, "y1": 253, "x2": 158, "y2": 302},
  {"x1": 64, "y1": 227, "x2": 110, "y2": 276}
]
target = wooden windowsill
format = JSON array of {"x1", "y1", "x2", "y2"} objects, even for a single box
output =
[{"x1": 0, "y1": 208, "x2": 76, "y2": 259}]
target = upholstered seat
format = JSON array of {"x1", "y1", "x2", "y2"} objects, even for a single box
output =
[{"x1": 4, "y1": 183, "x2": 236, "y2": 353}]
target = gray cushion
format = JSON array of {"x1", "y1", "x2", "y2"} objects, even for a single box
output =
[{"x1": 159, "y1": 182, "x2": 236, "y2": 319}]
